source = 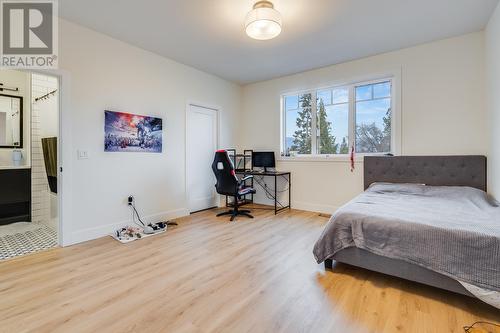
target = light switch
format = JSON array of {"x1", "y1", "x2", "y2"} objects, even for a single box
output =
[{"x1": 77, "y1": 150, "x2": 89, "y2": 159}]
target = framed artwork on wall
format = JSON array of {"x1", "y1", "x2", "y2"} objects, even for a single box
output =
[{"x1": 104, "y1": 110, "x2": 162, "y2": 153}]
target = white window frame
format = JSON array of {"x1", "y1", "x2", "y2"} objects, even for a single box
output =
[{"x1": 280, "y1": 71, "x2": 401, "y2": 162}]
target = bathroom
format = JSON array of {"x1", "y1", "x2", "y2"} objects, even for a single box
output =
[{"x1": 0, "y1": 70, "x2": 59, "y2": 260}]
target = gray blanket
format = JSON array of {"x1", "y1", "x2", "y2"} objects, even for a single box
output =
[{"x1": 313, "y1": 183, "x2": 500, "y2": 291}]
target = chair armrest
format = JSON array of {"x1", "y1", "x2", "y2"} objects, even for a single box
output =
[{"x1": 241, "y1": 175, "x2": 253, "y2": 182}]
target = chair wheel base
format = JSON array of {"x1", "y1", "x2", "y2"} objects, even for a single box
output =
[{"x1": 216, "y1": 209, "x2": 253, "y2": 221}]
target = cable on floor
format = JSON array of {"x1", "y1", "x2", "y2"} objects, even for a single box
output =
[{"x1": 463, "y1": 321, "x2": 500, "y2": 332}]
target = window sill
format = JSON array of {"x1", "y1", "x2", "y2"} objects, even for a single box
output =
[
  {"x1": 277, "y1": 153, "x2": 392, "y2": 163},
  {"x1": 278, "y1": 155, "x2": 361, "y2": 163}
]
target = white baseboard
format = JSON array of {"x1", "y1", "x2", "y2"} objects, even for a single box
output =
[
  {"x1": 252, "y1": 197, "x2": 338, "y2": 215},
  {"x1": 66, "y1": 208, "x2": 189, "y2": 246},
  {"x1": 290, "y1": 201, "x2": 339, "y2": 215}
]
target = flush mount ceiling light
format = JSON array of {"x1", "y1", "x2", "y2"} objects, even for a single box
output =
[{"x1": 245, "y1": 1, "x2": 282, "y2": 40}]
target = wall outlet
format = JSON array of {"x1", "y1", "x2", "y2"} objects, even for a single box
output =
[{"x1": 128, "y1": 195, "x2": 134, "y2": 205}]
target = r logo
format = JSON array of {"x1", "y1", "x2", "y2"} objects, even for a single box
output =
[{"x1": 2, "y1": 2, "x2": 53, "y2": 54}]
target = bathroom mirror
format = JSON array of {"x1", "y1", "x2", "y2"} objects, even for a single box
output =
[{"x1": 0, "y1": 94, "x2": 23, "y2": 148}]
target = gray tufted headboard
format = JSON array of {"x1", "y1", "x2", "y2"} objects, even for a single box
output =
[{"x1": 364, "y1": 155, "x2": 487, "y2": 191}]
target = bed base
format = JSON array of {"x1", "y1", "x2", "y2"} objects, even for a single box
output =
[{"x1": 324, "y1": 247, "x2": 473, "y2": 297}]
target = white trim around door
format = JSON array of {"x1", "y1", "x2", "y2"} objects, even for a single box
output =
[{"x1": 30, "y1": 69, "x2": 72, "y2": 246}]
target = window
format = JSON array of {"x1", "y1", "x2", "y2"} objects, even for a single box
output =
[
  {"x1": 284, "y1": 93, "x2": 312, "y2": 154},
  {"x1": 355, "y1": 81, "x2": 392, "y2": 153},
  {"x1": 282, "y1": 78, "x2": 394, "y2": 157}
]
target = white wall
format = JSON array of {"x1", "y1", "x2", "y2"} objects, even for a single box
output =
[
  {"x1": 0, "y1": 69, "x2": 30, "y2": 167},
  {"x1": 58, "y1": 20, "x2": 242, "y2": 244},
  {"x1": 486, "y1": 2, "x2": 500, "y2": 198},
  {"x1": 240, "y1": 33, "x2": 487, "y2": 213}
]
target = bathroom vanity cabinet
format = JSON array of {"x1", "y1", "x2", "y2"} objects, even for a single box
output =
[{"x1": 0, "y1": 167, "x2": 31, "y2": 225}]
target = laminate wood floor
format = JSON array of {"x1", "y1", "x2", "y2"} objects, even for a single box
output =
[{"x1": 0, "y1": 207, "x2": 498, "y2": 333}]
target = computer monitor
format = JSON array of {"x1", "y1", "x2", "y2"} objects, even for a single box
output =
[{"x1": 252, "y1": 151, "x2": 275, "y2": 172}]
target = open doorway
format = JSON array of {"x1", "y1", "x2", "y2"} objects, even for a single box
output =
[{"x1": 0, "y1": 70, "x2": 59, "y2": 260}]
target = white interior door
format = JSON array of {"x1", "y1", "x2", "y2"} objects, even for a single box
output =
[{"x1": 187, "y1": 104, "x2": 218, "y2": 213}]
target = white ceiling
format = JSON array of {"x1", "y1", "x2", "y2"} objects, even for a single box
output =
[{"x1": 59, "y1": 0, "x2": 499, "y2": 84}]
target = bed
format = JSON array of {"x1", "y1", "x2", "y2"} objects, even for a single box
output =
[{"x1": 313, "y1": 155, "x2": 500, "y2": 308}]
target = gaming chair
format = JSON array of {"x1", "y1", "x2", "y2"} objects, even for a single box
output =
[{"x1": 211, "y1": 150, "x2": 256, "y2": 221}]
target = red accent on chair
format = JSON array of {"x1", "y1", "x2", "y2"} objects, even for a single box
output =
[
  {"x1": 216, "y1": 149, "x2": 226, "y2": 153},
  {"x1": 350, "y1": 146, "x2": 355, "y2": 172}
]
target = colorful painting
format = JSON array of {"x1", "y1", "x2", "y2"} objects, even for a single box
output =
[{"x1": 104, "y1": 110, "x2": 162, "y2": 153}]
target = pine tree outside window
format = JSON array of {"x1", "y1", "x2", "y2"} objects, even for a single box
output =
[
  {"x1": 282, "y1": 77, "x2": 395, "y2": 157},
  {"x1": 317, "y1": 87, "x2": 349, "y2": 154}
]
